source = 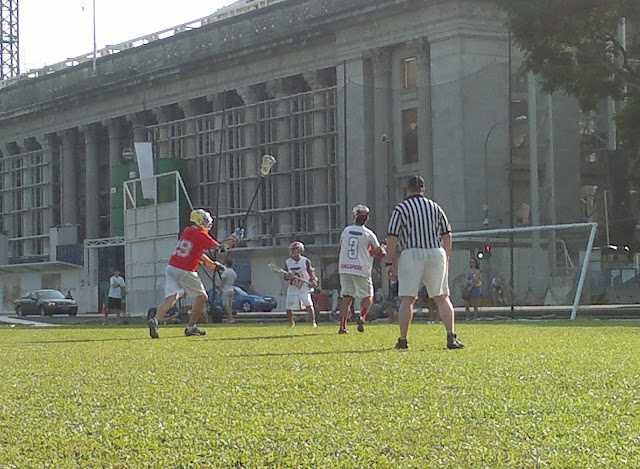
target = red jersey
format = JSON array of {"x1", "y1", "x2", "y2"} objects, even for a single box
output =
[{"x1": 169, "y1": 225, "x2": 218, "y2": 272}]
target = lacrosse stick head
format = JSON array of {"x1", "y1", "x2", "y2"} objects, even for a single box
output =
[{"x1": 260, "y1": 154, "x2": 277, "y2": 177}]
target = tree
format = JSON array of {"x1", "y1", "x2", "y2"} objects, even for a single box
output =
[{"x1": 498, "y1": 0, "x2": 640, "y2": 155}]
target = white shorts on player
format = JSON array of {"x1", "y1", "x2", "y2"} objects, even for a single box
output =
[
  {"x1": 397, "y1": 247, "x2": 450, "y2": 298},
  {"x1": 340, "y1": 274, "x2": 373, "y2": 299},
  {"x1": 164, "y1": 265, "x2": 207, "y2": 299},
  {"x1": 286, "y1": 291, "x2": 313, "y2": 310}
]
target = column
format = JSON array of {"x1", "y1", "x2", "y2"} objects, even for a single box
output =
[
  {"x1": 104, "y1": 118, "x2": 124, "y2": 237},
  {"x1": 415, "y1": 39, "x2": 433, "y2": 197},
  {"x1": 266, "y1": 79, "x2": 292, "y2": 238},
  {"x1": 302, "y1": 71, "x2": 330, "y2": 239},
  {"x1": 59, "y1": 129, "x2": 79, "y2": 226},
  {"x1": 371, "y1": 48, "x2": 394, "y2": 237},
  {"x1": 336, "y1": 57, "x2": 370, "y2": 226},
  {"x1": 83, "y1": 124, "x2": 100, "y2": 239},
  {"x1": 153, "y1": 106, "x2": 171, "y2": 159},
  {"x1": 38, "y1": 134, "x2": 56, "y2": 256},
  {"x1": 235, "y1": 86, "x2": 260, "y2": 240}
]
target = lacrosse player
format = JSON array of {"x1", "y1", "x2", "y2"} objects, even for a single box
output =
[
  {"x1": 148, "y1": 209, "x2": 236, "y2": 339},
  {"x1": 283, "y1": 241, "x2": 318, "y2": 328},
  {"x1": 337, "y1": 205, "x2": 386, "y2": 334}
]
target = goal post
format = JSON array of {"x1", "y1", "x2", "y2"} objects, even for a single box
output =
[{"x1": 452, "y1": 222, "x2": 597, "y2": 320}]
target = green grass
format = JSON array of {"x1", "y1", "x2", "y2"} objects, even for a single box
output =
[{"x1": 0, "y1": 320, "x2": 638, "y2": 468}]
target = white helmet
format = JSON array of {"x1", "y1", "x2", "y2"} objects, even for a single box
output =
[
  {"x1": 352, "y1": 204, "x2": 370, "y2": 220},
  {"x1": 190, "y1": 209, "x2": 213, "y2": 230},
  {"x1": 289, "y1": 241, "x2": 305, "y2": 255}
]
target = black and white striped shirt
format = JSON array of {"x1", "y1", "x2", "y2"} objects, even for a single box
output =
[{"x1": 387, "y1": 195, "x2": 451, "y2": 250}]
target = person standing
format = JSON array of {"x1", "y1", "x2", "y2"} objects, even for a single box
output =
[
  {"x1": 283, "y1": 241, "x2": 318, "y2": 328},
  {"x1": 337, "y1": 204, "x2": 385, "y2": 334},
  {"x1": 220, "y1": 258, "x2": 237, "y2": 324},
  {"x1": 148, "y1": 209, "x2": 234, "y2": 339},
  {"x1": 465, "y1": 258, "x2": 482, "y2": 320},
  {"x1": 105, "y1": 268, "x2": 126, "y2": 324},
  {"x1": 386, "y1": 175, "x2": 464, "y2": 350}
]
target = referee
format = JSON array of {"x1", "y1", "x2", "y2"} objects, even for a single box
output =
[{"x1": 386, "y1": 175, "x2": 464, "y2": 350}]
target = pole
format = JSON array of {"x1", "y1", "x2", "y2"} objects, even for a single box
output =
[
  {"x1": 508, "y1": 26, "x2": 515, "y2": 316},
  {"x1": 92, "y1": 0, "x2": 97, "y2": 72},
  {"x1": 527, "y1": 72, "x2": 540, "y2": 228}
]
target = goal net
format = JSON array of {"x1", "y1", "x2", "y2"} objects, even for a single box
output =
[{"x1": 450, "y1": 222, "x2": 597, "y2": 319}]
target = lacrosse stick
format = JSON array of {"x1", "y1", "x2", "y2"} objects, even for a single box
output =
[
  {"x1": 268, "y1": 263, "x2": 312, "y2": 285},
  {"x1": 239, "y1": 154, "x2": 277, "y2": 232}
]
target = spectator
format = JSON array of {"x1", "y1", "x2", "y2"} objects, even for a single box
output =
[
  {"x1": 385, "y1": 174, "x2": 464, "y2": 350},
  {"x1": 465, "y1": 258, "x2": 482, "y2": 320},
  {"x1": 105, "y1": 268, "x2": 125, "y2": 325},
  {"x1": 220, "y1": 258, "x2": 237, "y2": 323}
]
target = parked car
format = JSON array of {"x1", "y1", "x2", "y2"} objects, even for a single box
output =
[
  {"x1": 207, "y1": 286, "x2": 277, "y2": 313},
  {"x1": 14, "y1": 289, "x2": 78, "y2": 316}
]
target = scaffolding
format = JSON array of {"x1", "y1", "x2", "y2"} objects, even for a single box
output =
[{"x1": 0, "y1": 0, "x2": 19, "y2": 79}]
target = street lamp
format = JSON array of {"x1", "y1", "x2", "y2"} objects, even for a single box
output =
[{"x1": 483, "y1": 115, "x2": 527, "y2": 227}]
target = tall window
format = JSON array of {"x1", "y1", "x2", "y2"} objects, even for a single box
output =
[
  {"x1": 402, "y1": 57, "x2": 416, "y2": 89},
  {"x1": 402, "y1": 108, "x2": 418, "y2": 163}
]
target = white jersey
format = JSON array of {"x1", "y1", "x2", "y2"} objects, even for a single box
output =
[
  {"x1": 338, "y1": 224, "x2": 381, "y2": 278},
  {"x1": 285, "y1": 256, "x2": 313, "y2": 294}
]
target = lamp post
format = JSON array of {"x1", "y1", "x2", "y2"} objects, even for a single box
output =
[{"x1": 484, "y1": 115, "x2": 527, "y2": 228}]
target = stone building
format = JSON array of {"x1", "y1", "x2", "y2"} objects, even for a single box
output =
[{"x1": 0, "y1": 0, "x2": 602, "y2": 312}]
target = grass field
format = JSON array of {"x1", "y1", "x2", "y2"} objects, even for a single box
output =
[{"x1": 0, "y1": 320, "x2": 638, "y2": 468}]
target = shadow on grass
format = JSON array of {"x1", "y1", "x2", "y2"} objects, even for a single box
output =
[
  {"x1": 226, "y1": 347, "x2": 389, "y2": 359},
  {"x1": 3, "y1": 331, "x2": 325, "y2": 346},
  {"x1": 455, "y1": 318, "x2": 640, "y2": 328}
]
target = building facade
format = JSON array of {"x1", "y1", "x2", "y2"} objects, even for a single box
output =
[{"x1": 0, "y1": 0, "x2": 600, "y2": 312}]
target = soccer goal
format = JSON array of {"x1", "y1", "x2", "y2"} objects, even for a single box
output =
[{"x1": 451, "y1": 222, "x2": 597, "y2": 320}]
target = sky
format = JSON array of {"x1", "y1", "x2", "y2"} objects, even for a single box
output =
[{"x1": 19, "y1": 0, "x2": 236, "y2": 71}]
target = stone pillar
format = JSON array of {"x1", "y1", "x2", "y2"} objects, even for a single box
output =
[
  {"x1": 206, "y1": 93, "x2": 230, "y2": 236},
  {"x1": 302, "y1": 72, "x2": 330, "y2": 238},
  {"x1": 153, "y1": 106, "x2": 172, "y2": 159},
  {"x1": 371, "y1": 48, "x2": 394, "y2": 237},
  {"x1": 82, "y1": 124, "x2": 100, "y2": 239},
  {"x1": 415, "y1": 39, "x2": 434, "y2": 198},
  {"x1": 3, "y1": 143, "x2": 18, "y2": 255},
  {"x1": 336, "y1": 57, "x2": 370, "y2": 226},
  {"x1": 38, "y1": 134, "x2": 56, "y2": 256},
  {"x1": 59, "y1": 129, "x2": 79, "y2": 226},
  {"x1": 266, "y1": 79, "x2": 292, "y2": 238},
  {"x1": 236, "y1": 86, "x2": 260, "y2": 239}
]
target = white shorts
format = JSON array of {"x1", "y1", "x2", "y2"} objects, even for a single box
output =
[
  {"x1": 164, "y1": 265, "x2": 207, "y2": 299},
  {"x1": 397, "y1": 247, "x2": 449, "y2": 298},
  {"x1": 222, "y1": 290, "x2": 234, "y2": 308},
  {"x1": 340, "y1": 274, "x2": 373, "y2": 299},
  {"x1": 286, "y1": 290, "x2": 313, "y2": 310}
]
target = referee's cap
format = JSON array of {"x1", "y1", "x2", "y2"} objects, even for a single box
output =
[{"x1": 407, "y1": 175, "x2": 425, "y2": 190}]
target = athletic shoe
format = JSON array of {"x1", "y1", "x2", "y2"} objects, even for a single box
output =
[
  {"x1": 395, "y1": 338, "x2": 408, "y2": 349},
  {"x1": 357, "y1": 317, "x2": 365, "y2": 333},
  {"x1": 447, "y1": 333, "x2": 464, "y2": 349},
  {"x1": 148, "y1": 317, "x2": 159, "y2": 339},
  {"x1": 338, "y1": 328, "x2": 349, "y2": 334},
  {"x1": 185, "y1": 326, "x2": 206, "y2": 337}
]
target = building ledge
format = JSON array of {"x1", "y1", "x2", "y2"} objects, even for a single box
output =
[{"x1": 0, "y1": 261, "x2": 83, "y2": 274}]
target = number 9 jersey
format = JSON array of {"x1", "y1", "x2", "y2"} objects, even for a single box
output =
[
  {"x1": 338, "y1": 224, "x2": 381, "y2": 278},
  {"x1": 169, "y1": 225, "x2": 218, "y2": 272}
]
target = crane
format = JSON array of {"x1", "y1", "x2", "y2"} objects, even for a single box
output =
[{"x1": 0, "y1": 0, "x2": 19, "y2": 79}]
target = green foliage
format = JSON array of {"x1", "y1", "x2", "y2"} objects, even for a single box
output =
[
  {"x1": 0, "y1": 321, "x2": 639, "y2": 467},
  {"x1": 499, "y1": 0, "x2": 640, "y2": 156}
]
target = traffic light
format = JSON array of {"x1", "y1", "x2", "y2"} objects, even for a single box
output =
[{"x1": 477, "y1": 244, "x2": 491, "y2": 260}]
